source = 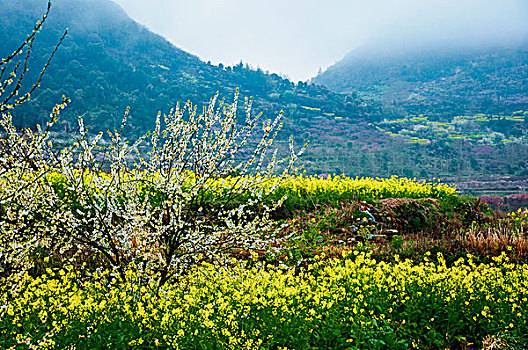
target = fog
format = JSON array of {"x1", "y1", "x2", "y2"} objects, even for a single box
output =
[{"x1": 111, "y1": 0, "x2": 528, "y2": 81}]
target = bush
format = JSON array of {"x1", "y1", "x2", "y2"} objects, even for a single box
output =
[{"x1": 1, "y1": 92, "x2": 306, "y2": 287}]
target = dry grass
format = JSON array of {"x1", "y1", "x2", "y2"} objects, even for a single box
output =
[{"x1": 460, "y1": 223, "x2": 528, "y2": 260}]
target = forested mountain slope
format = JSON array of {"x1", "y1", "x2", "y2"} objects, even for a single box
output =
[{"x1": 314, "y1": 42, "x2": 528, "y2": 117}]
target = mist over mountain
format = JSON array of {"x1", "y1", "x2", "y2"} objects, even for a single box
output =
[
  {"x1": 112, "y1": 0, "x2": 528, "y2": 82},
  {"x1": 313, "y1": 37, "x2": 528, "y2": 116}
]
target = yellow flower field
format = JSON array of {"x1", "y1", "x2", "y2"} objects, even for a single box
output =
[{"x1": 1, "y1": 252, "x2": 526, "y2": 349}]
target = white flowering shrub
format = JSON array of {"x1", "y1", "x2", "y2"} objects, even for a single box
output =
[
  {"x1": 0, "y1": 0, "x2": 69, "y2": 278},
  {"x1": 2, "y1": 93, "x2": 304, "y2": 287}
]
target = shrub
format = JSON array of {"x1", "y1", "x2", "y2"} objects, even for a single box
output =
[{"x1": 1, "y1": 92, "x2": 306, "y2": 287}]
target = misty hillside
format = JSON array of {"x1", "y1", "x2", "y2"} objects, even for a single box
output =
[
  {"x1": 0, "y1": 0, "x2": 379, "y2": 135},
  {"x1": 313, "y1": 42, "x2": 528, "y2": 117},
  {"x1": 3, "y1": 0, "x2": 528, "y2": 179}
]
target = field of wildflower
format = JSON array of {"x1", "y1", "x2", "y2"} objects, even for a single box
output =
[
  {"x1": 272, "y1": 174, "x2": 457, "y2": 209},
  {"x1": 2, "y1": 252, "x2": 527, "y2": 349},
  {"x1": 43, "y1": 171, "x2": 458, "y2": 213},
  {"x1": 2, "y1": 174, "x2": 528, "y2": 349}
]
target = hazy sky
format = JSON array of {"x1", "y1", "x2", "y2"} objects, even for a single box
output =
[{"x1": 111, "y1": 0, "x2": 528, "y2": 81}]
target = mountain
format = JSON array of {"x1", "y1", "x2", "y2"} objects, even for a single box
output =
[
  {"x1": 0, "y1": 0, "x2": 379, "y2": 137},
  {"x1": 310, "y1": 41, "x2": 528, "y2": 180},
  {"x1": 313, "y1": 42, "x2": 528, "y2": 117},
  {"x1": 3, "y1": 0, "x2": 528, "y2": 181}
]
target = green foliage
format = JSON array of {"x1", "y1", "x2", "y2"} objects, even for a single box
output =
[{"x1": 390, "y1": 235, "x2": 404, "y2": 251}]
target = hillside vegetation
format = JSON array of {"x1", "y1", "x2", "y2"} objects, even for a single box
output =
[
  {"x1": 0, "y1": 0, "x2": 378, "y2": 136},
  {"x1": 312, "y1": 43, "x2": 528, "y2": 179},
  {"x1": 3, "y1": 0, "x2": 528, "y2": 180}
]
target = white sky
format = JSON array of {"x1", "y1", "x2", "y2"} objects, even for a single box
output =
[{"x1": 111, "y1": 0, "x2": 528, "y2": 81}]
